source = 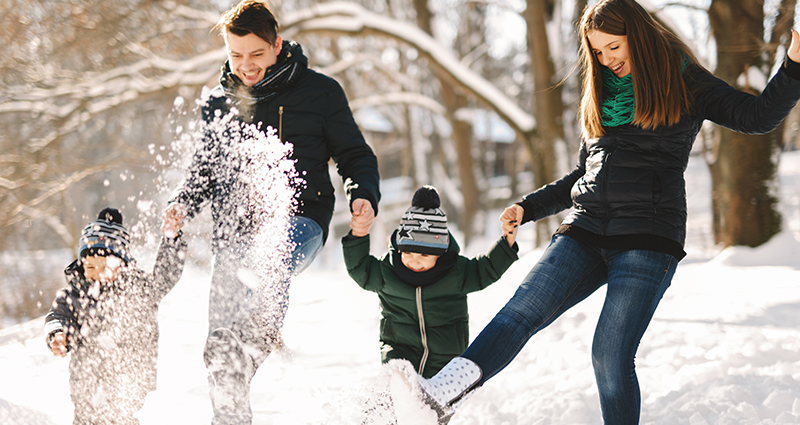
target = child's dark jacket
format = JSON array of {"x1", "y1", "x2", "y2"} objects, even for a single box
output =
[
  {"x1": 44, "y1": 235, "x2": 187, "y2": 396},
  {"x1": 342, "y1": 230, "x2": 518, "y2": 378}
]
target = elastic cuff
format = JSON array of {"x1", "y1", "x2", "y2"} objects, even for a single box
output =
[
  {"x1": 783, "y1": 58, "x2": 800, "y2": 80},
  {"x1": 44, "y1": 320, "x2": 63, "y2": 336},
  {"x1": 342, "y1": 231, "x2": 368, "y2": 243}
]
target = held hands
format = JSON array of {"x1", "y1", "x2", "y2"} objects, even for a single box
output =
[
  {"x1": 500, "y1": 204, "x2": 524, "y2": 247},
  {"x1": 788, "y1": 30, "x2": 800, "y2": 63},
  {"x1": 161, "y1": 203, "x2": 188, "y2": 238},
  {"x1": 49, "y1": 332, "x2": 67, "y2": 358},
  {"x1": 350, "y1": 198, "x2": 375, "y2": 237}
]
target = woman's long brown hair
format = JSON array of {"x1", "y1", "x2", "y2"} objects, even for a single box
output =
[{"x1": 578, "y1": 0, "x2": 701, "y2": 138}]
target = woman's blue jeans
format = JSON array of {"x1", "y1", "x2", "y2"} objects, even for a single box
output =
[{"x1": 463, "y1": 234, "x2": 677, "y2": 424}]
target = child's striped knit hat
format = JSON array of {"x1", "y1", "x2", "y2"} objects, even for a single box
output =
[
  {"x1": 396, "y1": 186, "x2": 449, "y2": 255},
  {"x1": 79, "y1": 208, "x2": 131, "y2": 264}
]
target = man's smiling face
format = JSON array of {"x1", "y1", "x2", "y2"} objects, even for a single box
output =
[{"x1": 225, "y1": 32, "x2": 282, "y2": 86}]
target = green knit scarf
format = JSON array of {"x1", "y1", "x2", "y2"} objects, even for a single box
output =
[
  {"x1": 600, "y1": 67, "x2": 634, "y2": 127},
  {"x1": 600, "y1": 55, "x2": 691, "y2": 127}
]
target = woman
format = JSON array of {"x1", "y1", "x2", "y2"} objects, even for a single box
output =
[{"x1": 414, "y1": 0, "x2": 800, "y2": 424}]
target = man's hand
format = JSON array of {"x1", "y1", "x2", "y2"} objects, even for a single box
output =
[
  {"x1": 500, "y1": 204, "x2": 524, "y2": 247},
  {"x1": 50, "y1": 332, "x2": 67, "y2": 358},
  {"x1": 350, "y1": 198, "x2": 375, "y2": 237},
  {"x1": 161, "y1": 203, "x2": 188, "y2": 238}
]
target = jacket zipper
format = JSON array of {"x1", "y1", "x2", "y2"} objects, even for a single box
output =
[
  {"x1": 278, "y1": 106, "x2": 284, "y2": 142},
  {"x1": 416, "y1": 286, "x2": 430, "y2": 376}
]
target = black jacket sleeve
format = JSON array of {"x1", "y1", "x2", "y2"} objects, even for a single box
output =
[
  {"x1": 690, "y1": 60, "x2": 800, "y2": 135},
  {"x1": 323, "y1": 81, "x2": 381, "y2": 215},
  {"x1": 516, "y1": 141, "x2": 587, "y2": 225},
  {"x1": 44, "y1": 266, "x2": 82, "y2": 352}
]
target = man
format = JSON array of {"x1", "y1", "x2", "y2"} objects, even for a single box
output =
[{"x1": 161, "y1": 1, "x2": 380, "y2": 423}]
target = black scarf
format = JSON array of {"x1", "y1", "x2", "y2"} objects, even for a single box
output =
[
  {"x1": 219, "y1": 40, "x2": 307, "y2": 106},
  {"x1": 391, "y1": 248, "x2": 458, "y2": 288}
]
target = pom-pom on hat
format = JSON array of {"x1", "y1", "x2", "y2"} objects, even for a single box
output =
[
  {"x1": 396, "y1": 186, "x2": 449, "y2": 255},
  {"x1": 78, "y1": 207, "x2": 131, "y2": 263}
]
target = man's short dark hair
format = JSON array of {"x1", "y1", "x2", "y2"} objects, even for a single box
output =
[{"x1": 214, "y1": 0, "x2": 279, "y2": 45}]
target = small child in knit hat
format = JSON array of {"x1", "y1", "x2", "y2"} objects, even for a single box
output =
[
  {"x1": 342, "y1": 186, "x2": 522, "y2": 378},
  {"x1": 44, "y1": 207, "x2": 187, "y2": 425}
]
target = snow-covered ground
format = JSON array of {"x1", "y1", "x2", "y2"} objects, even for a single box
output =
[{"x1": 1, "y1": 152, "x2": 799, "y2": 425}]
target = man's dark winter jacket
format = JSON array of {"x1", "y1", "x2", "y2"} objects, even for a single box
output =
[
  {"x1": 171, "y1": 41, "x2": 380, "y2": 246},
  {"x1": 518, "y1": 62, "x2": 800, "y2": 255},
  {"x1": 342, "y1": 230, "x2": 518, "y2": 378},
  {"x1": 44, "y1": 235, "x2": 186, "y2": 397}
]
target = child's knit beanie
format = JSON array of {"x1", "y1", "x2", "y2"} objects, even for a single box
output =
[
  {"x1": 79, "y1": 207, "x2": 131, "y2": 263},
  {"x1": 396, "y1": 186, "x2": 449, "y2": 255}
]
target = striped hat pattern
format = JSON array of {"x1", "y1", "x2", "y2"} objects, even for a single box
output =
[
  {"x1": 79, "y1": 208, "x2": 131, "y2": 263},
  {"x1": 396, "y1": 186, "x2": 449, "y2": 256}
]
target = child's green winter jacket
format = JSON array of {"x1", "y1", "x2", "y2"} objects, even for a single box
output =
[{"x1": 342, "y1": 230, "x2": 518, "y2": 378}]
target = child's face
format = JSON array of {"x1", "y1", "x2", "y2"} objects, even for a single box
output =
[
  {"x1": 401, "y1": 252, "x2": 440, "y2": 272},
  {"x1": 82, "y1": 255, "x2": 121, "y2": 283}
]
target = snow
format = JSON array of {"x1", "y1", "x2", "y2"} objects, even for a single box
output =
[{"x1": 1, "y1": 152, "x2": 800, "y2": 424}]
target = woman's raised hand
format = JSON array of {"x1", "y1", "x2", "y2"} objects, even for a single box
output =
[{"x1": 788, "y1": 30, "x2": 800, "y2": 64}]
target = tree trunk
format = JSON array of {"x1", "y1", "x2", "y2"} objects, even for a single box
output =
[
  {"x1": 524, "y1": 0, "x2": 565, "y2": 246},
  {"x1": 413, "y1": 0, "x2": 482, "y2": 246},
  {"x1": 708, "y1": 0, "x2": 784, "y2": 247}
]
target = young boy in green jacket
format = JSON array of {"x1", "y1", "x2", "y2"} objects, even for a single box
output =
[{"x1": 342, "y1": 186, "x2": 521, "y2": 378}]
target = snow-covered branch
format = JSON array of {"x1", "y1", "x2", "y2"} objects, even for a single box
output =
[
  {"x1": 317, "y1": 54, "x2": 416, "y2": 90},
  {"x1": 349, "y1": 92, "x2": 446, "y2": 115},
  {"x1": 2, "y1": 163, "x2": 125, "y2": 227},
  {"x1": 1, "y1": 48, "x2": 224, "y2": 151},
  {"x1": 0, "y1": 177, "x2": 22, "y2": 190},
  {"x1": 281, "y1": 2, "x2": 536, "y2": 136}
]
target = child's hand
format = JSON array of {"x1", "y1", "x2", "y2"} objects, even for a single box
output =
[
  {"x1": 50, "y1": 332, "x2": 67, "y2": 358},
  {"x1": 350, "y1": 198, "x2": 374, "y2": 237},
  {"x1": 500, "y1": 204, "x2": 524, "y2": 247},
  {"x1": 161, "y1": 203, "x2": 188, "y2": 238}
]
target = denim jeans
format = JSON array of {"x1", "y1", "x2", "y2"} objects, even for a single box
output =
[
  {"x1": 462, "y1": 234, "x2": 677, "y2": 424},
  {"x1": 287, "y1": 216, "x2": 324, "y2": 276}
]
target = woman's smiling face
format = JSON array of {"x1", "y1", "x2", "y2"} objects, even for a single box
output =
[{"x1": 588, "y1": 30, "x2": 631, "y2": 77}]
